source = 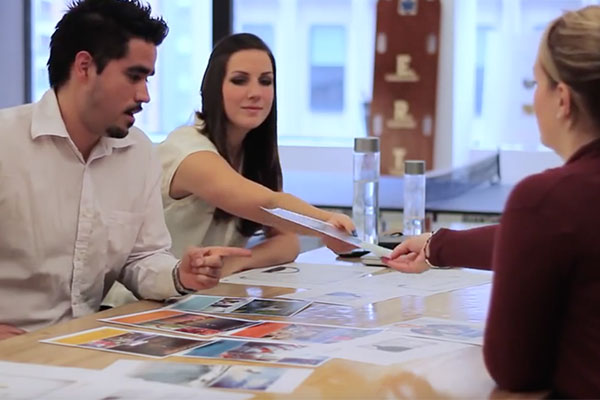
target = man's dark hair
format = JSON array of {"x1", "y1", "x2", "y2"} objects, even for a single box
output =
[
  {"x1": 48, "y1": 0, "x2": 168, "y2": 89},
  {"x1": 196, "y1": 33, "x2": 281, "y2": 237}
]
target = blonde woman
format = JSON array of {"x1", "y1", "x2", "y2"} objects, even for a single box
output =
[{"x1": 384, "y1": 6, "x2": 600, "y2": 397}]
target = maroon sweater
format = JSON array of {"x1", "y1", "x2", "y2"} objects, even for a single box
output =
[{"x1": 429, "y1": 139, "x2": 600, "y2": 398}]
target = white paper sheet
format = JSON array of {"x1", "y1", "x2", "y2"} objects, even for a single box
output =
[
  {"x1": 103, "y1": 359, "x2": 312, "y2": 394},
  {"x1": 262, "y1": 207, "x2": 393, "y2": 257},
  {"x1": 279, "y1": 284, "x2": 420, "y2": 307},
  {"x1": 0, "y1": 361, "x2": 228, "y2": 400},
  {"x1": 262, "y1": 207, "x2": 362, "y2": 245},
  {"x1": 328, "y1": 331, "x2": 472, "y2": 366},
  {"x1": 52, "y1": 378, "x2": 242, "y2": 400},
  {"x1": 220, "y1": 262, "x2": 384, "y2": 289},
  {"x1": 0, "y1": 360, "x2": 99, "y2": 399},
  {"x1": 277, "y1": 267, "x2": 491, "y2": 306},
  {"x1": 386, "y1": 317, "x2": 485, "y2": 345},
  {"x1": 355, "y1": 268, "x2": 492, "y2": 296}
]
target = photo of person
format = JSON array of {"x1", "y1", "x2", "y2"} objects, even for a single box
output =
[
  {"x1": 183, "y1": 339, "x2": 329, "y2": 366},
  {"x1": 137, "y1": 313, "x2": 258, "y2": 336},
  {"x1": 109, "y1": 334, "x2": 205, "y2": 358},
  {"x1": 46, "y1": 328, "x2": 208, "y2": 358},
  {"x1": 231, "y1": 299, "x2": 310, "y2": 317},
  {"x1": 201, "y1": 297, "x2": 253, "y2": 313}
]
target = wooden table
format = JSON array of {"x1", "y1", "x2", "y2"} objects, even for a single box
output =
[{"x1": 0, "y1": 248, "x2": 539, "y2": 399}]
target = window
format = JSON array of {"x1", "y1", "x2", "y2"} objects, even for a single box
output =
[
  {"x1": 241, "y1": 24, "x2": 275, "y2": 51},
  {"x1": 309, "y1": 25, "x2": 346, "y2": 112},
  {"x1": 234, "y1": 0, "x2": 377, "y2": 146},
  {"x1": 474, "y1": 26, "x2": 492, "y2": 117},
  {"x1": 30, "y1": 0, "x2": 212, "y2": 142},
  {"x1": 470, "y1": 0, "x2": 597, "y2": 152}
]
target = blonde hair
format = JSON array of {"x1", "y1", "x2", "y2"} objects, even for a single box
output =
[{"x1": 539, "y1": 6, "x2": 600, "y2": 127}]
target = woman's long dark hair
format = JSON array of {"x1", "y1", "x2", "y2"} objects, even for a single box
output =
[{"x1": 195, "y1": 33, "x2": 281, "y2": 237}]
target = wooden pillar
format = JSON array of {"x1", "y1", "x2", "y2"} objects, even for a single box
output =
[{"x1": 370, "y1": 0, "x2": 441, "y2": 174}]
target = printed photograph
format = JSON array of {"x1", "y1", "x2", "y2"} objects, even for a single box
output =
[
  {"x1": 169, "y1": 295, "x2": 223, "y2": 312},
  {"x1": 103, "y1": 360, "x2": 312, "y2": 393},
  {"x1": 183, "y1": 339, "x2": 329, "y2": 366},
  {"x1": 209, "y1": 365, "x2": 287, "y2": 391},
  {"x1": 95, "y1": 332, "x2": 205, "y2": 358},
  {"x1": 230, "y1": 298, "x2": 310, "y2": 317},
  {"x1": 231, "y1": 322, "x2": 382, "y2": 344},
  {"x1": 137, "y1": 313, "x2": 258, "y2": 336},
  {"x1": 201, "y1": 297, "x2": 253, "y2": 313},
  {"x1": 104, "y1": 309, "x2": 258, "y2": 337}
]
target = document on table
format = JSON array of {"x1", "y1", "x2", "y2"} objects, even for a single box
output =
[
  {"x1": 227, "y1": 320, "x2": 383, "y2": 345},
  {"x1": 261, "y1": 207, "x2": 393, "y2": 257},
  {"x1": 278, "y1": 267, "x2": 491, "y2": 306},
  {"x1": 167, "y1": 294, "x2": 311, "y2": 317},
  {"x1": 386, "y1": 317, "x2": 485, "y2": 346},
  {"x1": 0, "y1": 361, "x2": 241, "y2": 400},
  {"x1": 42, "y1": 327, "x2": 211, "y2": 359},
  {"x1": 278, "y1": 281, "x2": 420, "y2": 307},
  {"x1": 103, "y1": 359, "x2": 312, "y2": 394},
  {"x1": 181, "y1": 338, "x2": 330, "y2": 367},
  {"x1": 220, "y1": 262, "x2": 385, "y2": 289},
  {"x1": 328, "y1": 331, "x2": 472, "y2": 366},
  {"x1": 360, "y1": 268, "x2": 492, "y2": 296},
  {"x1": 100, "y1": 309, "x2": 260, "y2": 337}
]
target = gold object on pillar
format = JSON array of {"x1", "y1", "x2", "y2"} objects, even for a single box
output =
[
  {"x1": 387, "y1": 100, "x2": 417, "y2": 129},
  {"x1": 385, "y1": 54, "x2": 420, "y2": 82},
  {"x1": 389, "y1": 147, "x2": 408, "y2": 175}
]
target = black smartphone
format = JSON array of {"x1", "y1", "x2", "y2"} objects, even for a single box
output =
[{"x1": 336, "y1": 248, "x2": 370, "y2": 258}]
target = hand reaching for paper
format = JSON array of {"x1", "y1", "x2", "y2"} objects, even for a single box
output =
[
  {"x1": 179, "y1": 246, "x2": 252, "y2": 291},
  {"x1": 323, "y1": 212, "x2": 358, "y2": 254},
  {"x1": 382, "y1": 233, "x2": 431, "y2": 273}
]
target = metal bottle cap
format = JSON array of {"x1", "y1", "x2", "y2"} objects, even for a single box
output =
[
  {"x1": 354, "y1": 137, "x2": 380, "y2": 153},
  {"x1": 404, "y1": 160, "x2": 425, "y2": 174}
]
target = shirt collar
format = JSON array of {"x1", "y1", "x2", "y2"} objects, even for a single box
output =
[{"x1": 30, "y1": 89, "x2": 137, "y2": 150}]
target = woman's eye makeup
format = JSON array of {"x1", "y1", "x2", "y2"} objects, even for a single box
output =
[
  {"x1": 228, "y1": 73, "x2": 273, "y2": 86},
  {"x1": 230, "y1": 76, "x2": 248, "y2": 85}
]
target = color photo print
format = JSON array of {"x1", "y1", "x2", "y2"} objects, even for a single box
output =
[
  {"x1": 42, "y1": 327, "x2": 210, "y2": 358},
  {"x1": 101, "y1": 309, "x2": 258, "y2": 337}
]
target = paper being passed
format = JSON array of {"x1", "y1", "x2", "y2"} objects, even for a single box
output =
[{"x1": 261, "y1": 207, "x2": 392, "y2": 258}]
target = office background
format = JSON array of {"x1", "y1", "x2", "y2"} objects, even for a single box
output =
[{"x1": 2, "y1": 0, "x2": 592, "y2": 185}]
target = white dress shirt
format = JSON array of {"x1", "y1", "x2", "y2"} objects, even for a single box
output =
[
  {"x1": 0, "y1": 90, "x2": 180, "y2": 332},
  {"x1": 157, "y1": 122, "x2": 248, "y2": 258}
]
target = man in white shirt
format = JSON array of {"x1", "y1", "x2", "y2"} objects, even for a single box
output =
[{"x1": 0, "y1": 0, "x2": 250, "y2": 339}]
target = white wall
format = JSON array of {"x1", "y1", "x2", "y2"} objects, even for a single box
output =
[{"x1": 0, "y1": 0, "x2": 26, "y2": 108}]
